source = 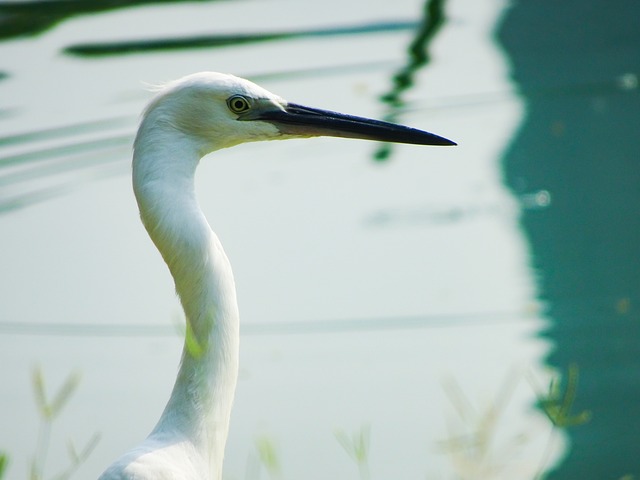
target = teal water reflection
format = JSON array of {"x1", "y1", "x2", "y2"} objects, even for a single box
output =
[
  {"x1": 0, "y1": 0, "x2": 558, "y2": 478},
  {"x1": 498, "y1": 1, "x2": 640, "y2": 478}
]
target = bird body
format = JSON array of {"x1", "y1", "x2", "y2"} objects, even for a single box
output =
[{"x1": 99, "y1": 72, "x2": 454, "y2": 479}]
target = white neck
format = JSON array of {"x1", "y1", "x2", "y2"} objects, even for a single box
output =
[{"x1": 132, "y1": 121, "x2": 239, "y2": 479}]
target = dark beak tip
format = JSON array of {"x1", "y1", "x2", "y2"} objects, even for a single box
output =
[
  {"x1": 425, "y1": 135, "x2": 457, "y2": 147},
  {"x1": 263, "y1": 103, "x2": 458, "y2": 147}
]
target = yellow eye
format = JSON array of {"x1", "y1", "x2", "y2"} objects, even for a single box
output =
[{"x1": 227, "y1": 95, "x2": 251, "y2": 114}]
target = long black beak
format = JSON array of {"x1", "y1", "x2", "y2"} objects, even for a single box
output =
[{"x1": 256, "y1": 103, "x2": 456, "y2": 146}]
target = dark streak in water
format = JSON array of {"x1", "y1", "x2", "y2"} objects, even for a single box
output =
[
  {"x1": 374, "y1": 0, "x2": 449, "y2": 162},
  {"x1": 63, "y1": 21, "x2": 418, "y2": 57},
  {"x1": 0, "y1": 0, "x2": 221, "y2": 41}
]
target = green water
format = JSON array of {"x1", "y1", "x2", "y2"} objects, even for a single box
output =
[{"x1": 498, "y1": 2, "x2": 640, "y2": 477}]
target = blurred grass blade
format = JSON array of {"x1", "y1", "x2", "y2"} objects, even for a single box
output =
[
  {"x1": 31, "y1": 367, "x2": 81, "y2": 420},
  {"x1": 335, "y1": 426, "x2": 371, "y2": 480},
  {"x1": 67, "y1": 433, "x2": 101, "y2": 465},
  {"x1": 49, "y1": 372, "x2": 81, "y2": 419},
  {"x1": 529, "y1": 363, "x2": 591, "y2": 428},
  {"x1": 255, "y1": 436, "x2": 280, "y2": 477},
  {"x1": 0, "y1": 452, "x2": 8, "y2": 480},
  {"x1": 31, "y1": 366, "x2": 49, "y2": 419}
]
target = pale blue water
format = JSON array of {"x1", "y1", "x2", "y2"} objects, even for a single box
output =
[{"x1": 1, "y1": 1, "x2": 637, "y2": 479}]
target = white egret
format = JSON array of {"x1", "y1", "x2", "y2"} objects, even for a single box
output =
[{"x1": 99, "y1": 72, "x2": 455, "y2": 480}]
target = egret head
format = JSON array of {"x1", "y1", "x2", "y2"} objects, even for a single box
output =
[
  {"x1": 138, "y1": 72, "x2": 455, "y2": 158},
  {"x1": 139, "y1": 72, "x2": 288, "y2": 153}
]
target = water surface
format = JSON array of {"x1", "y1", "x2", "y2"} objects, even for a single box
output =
[{"x1": 0, "y1": 0, "x2": 587, "y2": 478}]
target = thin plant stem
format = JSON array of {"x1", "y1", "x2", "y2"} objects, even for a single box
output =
[{"x1": 32, "y1": 418, "x2": 52, "y2": 480}]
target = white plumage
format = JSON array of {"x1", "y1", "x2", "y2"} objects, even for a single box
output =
[{"x1": 99, "y1": 72, "x2": 454, "y2": 479}]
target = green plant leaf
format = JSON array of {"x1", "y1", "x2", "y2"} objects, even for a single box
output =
[
  {"x1": 31, "y1": 366, "x2": 50, "y2": 419},
  {"x1": 255, "y1": 436, "x2": 280, "y2": 477},
  {"x1": 48, "y1": 372, "x2": 81, "y2": 419},
  {"x1": 532, "y1": 363, "x2": 591, "y2": 429},
  {"x1": 0, "y1": 452, "x2": 8, "y2": 480}
]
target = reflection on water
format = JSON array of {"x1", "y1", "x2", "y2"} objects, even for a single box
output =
[
  {"x1": 64, "y1": 20, "x2": 419, "y2": 56},
  {"x1": 0, "y1": 0, "x2": 217, "y2": 40},
  {"x1": 0, "y1": 2, "x2": 425, "y2": 214},
  {"x1": 0, "y1": 9, "x2": 419, "y2": 213},
  {"x1": 376, "y1": 0, "x2": 448, "y2": 161},
  {"x1": 0, "y1": 310, "x2": 528, "y2": 337},
  {"x1": 498, "y1": 1, "x2": 640, "y2": 477},
  {"x1": 0, "y1": 118, "x2": 133, "y2": 213}
]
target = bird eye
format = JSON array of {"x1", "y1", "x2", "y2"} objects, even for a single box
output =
[{"x1": 227, "y1": 95, "x2": 251, "y2": 114}]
